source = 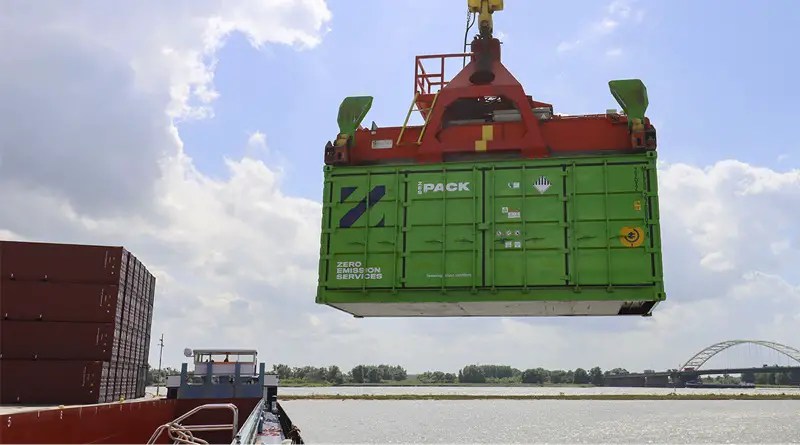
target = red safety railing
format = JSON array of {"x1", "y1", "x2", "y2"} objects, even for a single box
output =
[{"x1": 415, "y1": 53, "x2": 472, "y2": 95}]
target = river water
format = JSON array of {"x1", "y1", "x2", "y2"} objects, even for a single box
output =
[{"x1": 279, "y1": 386, "x2": 800, "y2": 443}]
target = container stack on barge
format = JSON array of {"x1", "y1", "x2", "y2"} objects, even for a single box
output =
[
  {"x1": 0, "y1": 241, "x2": 303, "y2": 444},
  {"x1": 0, "y1": 241, "x2": 155, "y2": 405}
]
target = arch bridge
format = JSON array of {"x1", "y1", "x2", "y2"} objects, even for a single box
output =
[{"x1": 680, "y1": 340, "x2": 800, "y2": 371}]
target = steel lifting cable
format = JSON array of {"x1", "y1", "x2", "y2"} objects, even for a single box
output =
[{"x1": 463, "y1": 10, "x2": 477, "y2": 67}]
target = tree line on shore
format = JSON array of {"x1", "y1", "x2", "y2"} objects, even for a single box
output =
[
  {"x1": 143, "y1": 364, "x2": 800, "y2": 387},
  {"x1": 267, "y1": 364, "x2": 638, "y2": 385}
]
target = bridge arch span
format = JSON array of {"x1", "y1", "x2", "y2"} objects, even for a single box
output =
[{"x1": 680, "y1": 340, "x2": 800, "y2": 371}]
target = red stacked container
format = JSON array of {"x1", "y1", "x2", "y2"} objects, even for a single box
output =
[{"x1": 0, "y1": 241, "x2": 155, "y2": 405}]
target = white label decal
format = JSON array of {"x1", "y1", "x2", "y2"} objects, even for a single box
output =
[
  {"x1": 371, "y1": 139, "x2": 393, "y2": 149},
  {"x1": 417, "y1": 181, "x2": 470, "y2": 194},
  {"x1": 534, "y1": 176, "x2": 552, "y2": 194},
  {"x1": 508, "y1": 182, "x2": 520, "y2": 189},
  {"x1": 335, "y1": 261, "x2": 383, "y2": 280},
  {"x1": 508, "y1": 210, "x2": 521, "y2": 219},
  {"x1": 426, "y1": 273, "x2": 472, "y2": 278}
]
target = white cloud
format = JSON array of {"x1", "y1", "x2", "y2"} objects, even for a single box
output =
[
  {"x1": 2, "y1": 1, "x2": 800, "y2": 376},
  {"x1": 556, "y1": 0, "x2": 643, "y2": 55},
  {"x1": 248, "y1": 131, "x2": 267, "y2": 147}
]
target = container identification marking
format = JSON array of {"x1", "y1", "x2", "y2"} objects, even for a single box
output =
[
  {"x1": 335, "y1": 261, "x2": 383, "y2": 280},
  {"x1": 417, "y1": 181, "x2": 470, "y2": 194},
  {"x1": 371, "y1": 139, "x2": 393, "y2": 149},
  {"x1": 501, "y1": 207, "x2": 521, "y2": 219}
]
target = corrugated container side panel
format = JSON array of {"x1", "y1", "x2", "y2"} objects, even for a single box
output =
[
  {"x1": 568, "y1": 162, "x2": 660, "y2": 286},
  {"x1": 317, "y1": 154, "x2": 665, "y2": 314},
  {"x1": 321, "y1": 170, "x2": 404, "y2": 289},
  {"x1": 0, "y1": 281, "x2": 118, "y2": 323},
  {"x1": 0, "y1": 242, "x2": 123, "y2": 284},
  {"x1": 1, "y1": 321, "x2": 114, "y2": 360},
  {"x1": 100, "y1": 362, "x2": 112, "y2": 402},
  {"x1": 405, "y1": 169, "x2": 481, "y2": 288},
  {"x1": 110, "y1": 251, "x2": 132, "y2": 396},
  {"x1": 0, "y1": 359, "x2": 102, "y2": 405},
  {"x1": 134, "y1": 268, "x2": 147, "y2": 367},
  {"x1": 135, "y1": 366, "x2": 145, "y2": 397},
  {"x1": 487, "y1": 166, "x2": 566, "y2": 287},
  {"x1": 120, "y1": 260, "x2": 134, "y2": 365}
]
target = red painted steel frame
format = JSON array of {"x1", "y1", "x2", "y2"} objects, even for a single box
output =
[{"x1": 326, "y1": 37, "x2": 655, "y2": 166}]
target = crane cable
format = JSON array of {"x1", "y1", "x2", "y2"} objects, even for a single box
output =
[{"x1": 463, "y1": 9, "x2": 477, "y2": 67}]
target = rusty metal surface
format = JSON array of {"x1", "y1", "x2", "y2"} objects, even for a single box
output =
[
  {"x1": 0, "y1": 359, "x2": 103, "y2": 405},
  {"x1": 0, "y1": 241, "x2": 124, "y2": 284},
  {"x1": 0, "y1": 281, "x2": 118, "y2": 322},
  {"x1": 1, "y1": 321, "x2": 114, "y2": 360}
]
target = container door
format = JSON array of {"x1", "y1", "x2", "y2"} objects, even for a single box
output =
[
  {"x1": 403, "y1": 169, "x2": 482, "y2": 287},
  {"x1": 487, "y1": 166, "x2": 568, "y2": 286},
  {"x1": 568, "y1": 160, "x2": 658, "y2": 285},
  {"x1": 322, "y1": 172, "x2": 402, "y2": 289}
]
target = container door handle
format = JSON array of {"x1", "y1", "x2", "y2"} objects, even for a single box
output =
[
  {"x1": 378, "y1": 241, "x2": 394, "y2": 245},
  {"x1": 348, "y1": 241, "x2": 366, "y2": 245},
  {"x1": 577, "y1": 235, "x2": 596, "y2": 240},
  {"x1": 425, "y1": 239, "x2": 443, "y2": 244},
  {"x1": 455, "y1": 238, "x2": 473, "y2": 243},
  {"x1": 525, "y1": 237, "x2": 545, "y2": 241}
]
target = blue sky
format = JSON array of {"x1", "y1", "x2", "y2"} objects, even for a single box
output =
[
  {"x1": 4, "y1": 0, "x2": 800, "y2": 372},
  {"x1": 180, "y1": 0, "x2": 799, "y2": 201}
]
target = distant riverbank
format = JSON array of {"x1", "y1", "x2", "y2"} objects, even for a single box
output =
[
  {"x1": 280, "y1": 393, "x2": 800, "y2": 401},
  {"x1": 280, "y1": 380, "x2": 594, "y2": 388}
]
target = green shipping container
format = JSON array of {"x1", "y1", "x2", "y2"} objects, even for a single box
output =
[{"x1": 316, "y1": 152, "x2": 665, "y2": 317}]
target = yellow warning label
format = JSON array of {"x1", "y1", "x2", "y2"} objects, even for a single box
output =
[
  {"x1": 633, "y1": 200, "x2": 642, "y2": 211},
  {"x1": 620, "y1": 226, "x2": 645, "y2": 247}
]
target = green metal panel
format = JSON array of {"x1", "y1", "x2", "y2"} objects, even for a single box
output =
[
  {"x1": 317, "y1": 153, "x2": 665, "y2": 317},
  {"x1": 568, "y1": 161, "x2": 659, "y2": 286},
  {"x1": 488, "y1": 165, "x2": 567, "y2": 287},
  {"x1": 404, "y1": 169, "x2": 483, "y2": 288},
  {"x1": 322, "y1": 171, "x2": 402, "y2": 289}
]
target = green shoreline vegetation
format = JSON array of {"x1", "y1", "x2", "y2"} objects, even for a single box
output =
[
  {"x1": 279, "y1": 393, "x2": 800, "y2": 401},
  {"x1": 264, "y1": 364, "x2": 800, "y2": 388},
  {"x1": 144, "y1": 363, "x2": 800, "y2": 389}
]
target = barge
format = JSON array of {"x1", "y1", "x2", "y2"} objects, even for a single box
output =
[{"x1": 0, "y1": 348, "x2": 303, "y2": 444}]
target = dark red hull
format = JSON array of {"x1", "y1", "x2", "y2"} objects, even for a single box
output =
[{"x1": 0, "y1": 398, "x2": 261, "y2": 444}]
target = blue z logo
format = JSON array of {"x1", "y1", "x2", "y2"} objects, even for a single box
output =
[{"x1": 338, "y1": 185, "x2": 386, "y2": 228}]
